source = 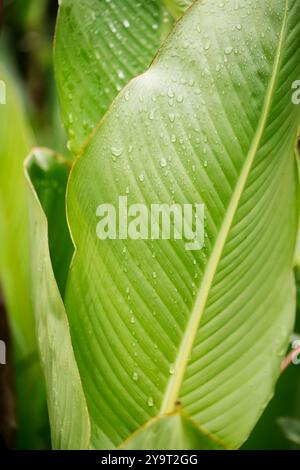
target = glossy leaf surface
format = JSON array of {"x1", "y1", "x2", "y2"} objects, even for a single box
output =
[
  {"x1": 25, "y1": 149, "x2": 90, "y2": 449},
  {"x1": 64, "y1": 0, "x2": 300, "y2": 449},
  {"x1": 55, "y1": 0, "x2": 172, "y2": 154}
]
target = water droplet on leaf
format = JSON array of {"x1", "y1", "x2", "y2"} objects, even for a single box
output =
[
  {"x1": 147, "y1": 396, "x2": 154, "y2": 407},
  {"x1": 132, "y1": 372, "x2": 139, "y2": 381},
  {"x1": 111, "y1": 146, "x2": 123, "y2": 157},
  {"x1": 160, "y1": 158, "x2": 167, "y2": 168},
  {"x1": 225, "y1": 46, "x2": 233, "y2": 55}
]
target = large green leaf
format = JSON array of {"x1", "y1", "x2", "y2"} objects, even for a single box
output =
[
  {"x1": 25, "y1": 149, "x2": 90, "y2": 449},
  {"x1": 64, "y1": 0, "x2": 300, "y2": 449},
  {"x1": 54, "y1": 0, "x2": 173, "y2": 155},
  {"x1": 0, "y1": 67, "x2": 49, "y2": 449}
]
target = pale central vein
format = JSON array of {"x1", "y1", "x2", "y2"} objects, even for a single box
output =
[{"x1": 159, "y1": 0, "x2": 289, "y2": 415}]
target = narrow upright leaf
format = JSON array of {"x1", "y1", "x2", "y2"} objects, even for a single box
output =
[
  {"x1": 25, "y1": 149, "x2": 91, "y2": 449},
  {"x1": 0, "y1": 68, "x2": 35, "y2": 356},
  {"x1": 0, "y1": 67, "x2": 49, "y2": 449}
]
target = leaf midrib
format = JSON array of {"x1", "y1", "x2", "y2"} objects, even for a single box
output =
[{"x1": 159, "y1": 0, "x2": 289, "y2": 415}]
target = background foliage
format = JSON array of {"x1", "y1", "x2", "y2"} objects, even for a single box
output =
[{"x1": 0, "y1": 0, "x2": 299, "y2": 449}]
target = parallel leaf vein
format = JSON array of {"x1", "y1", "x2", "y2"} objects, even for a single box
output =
[{"x1": 159, "y1": 0, "x2": 289, "y2": 415}]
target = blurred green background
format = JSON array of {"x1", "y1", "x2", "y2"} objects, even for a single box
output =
[{"x1": 0, "y1": 0, "x2": 299, "y2": 450}]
